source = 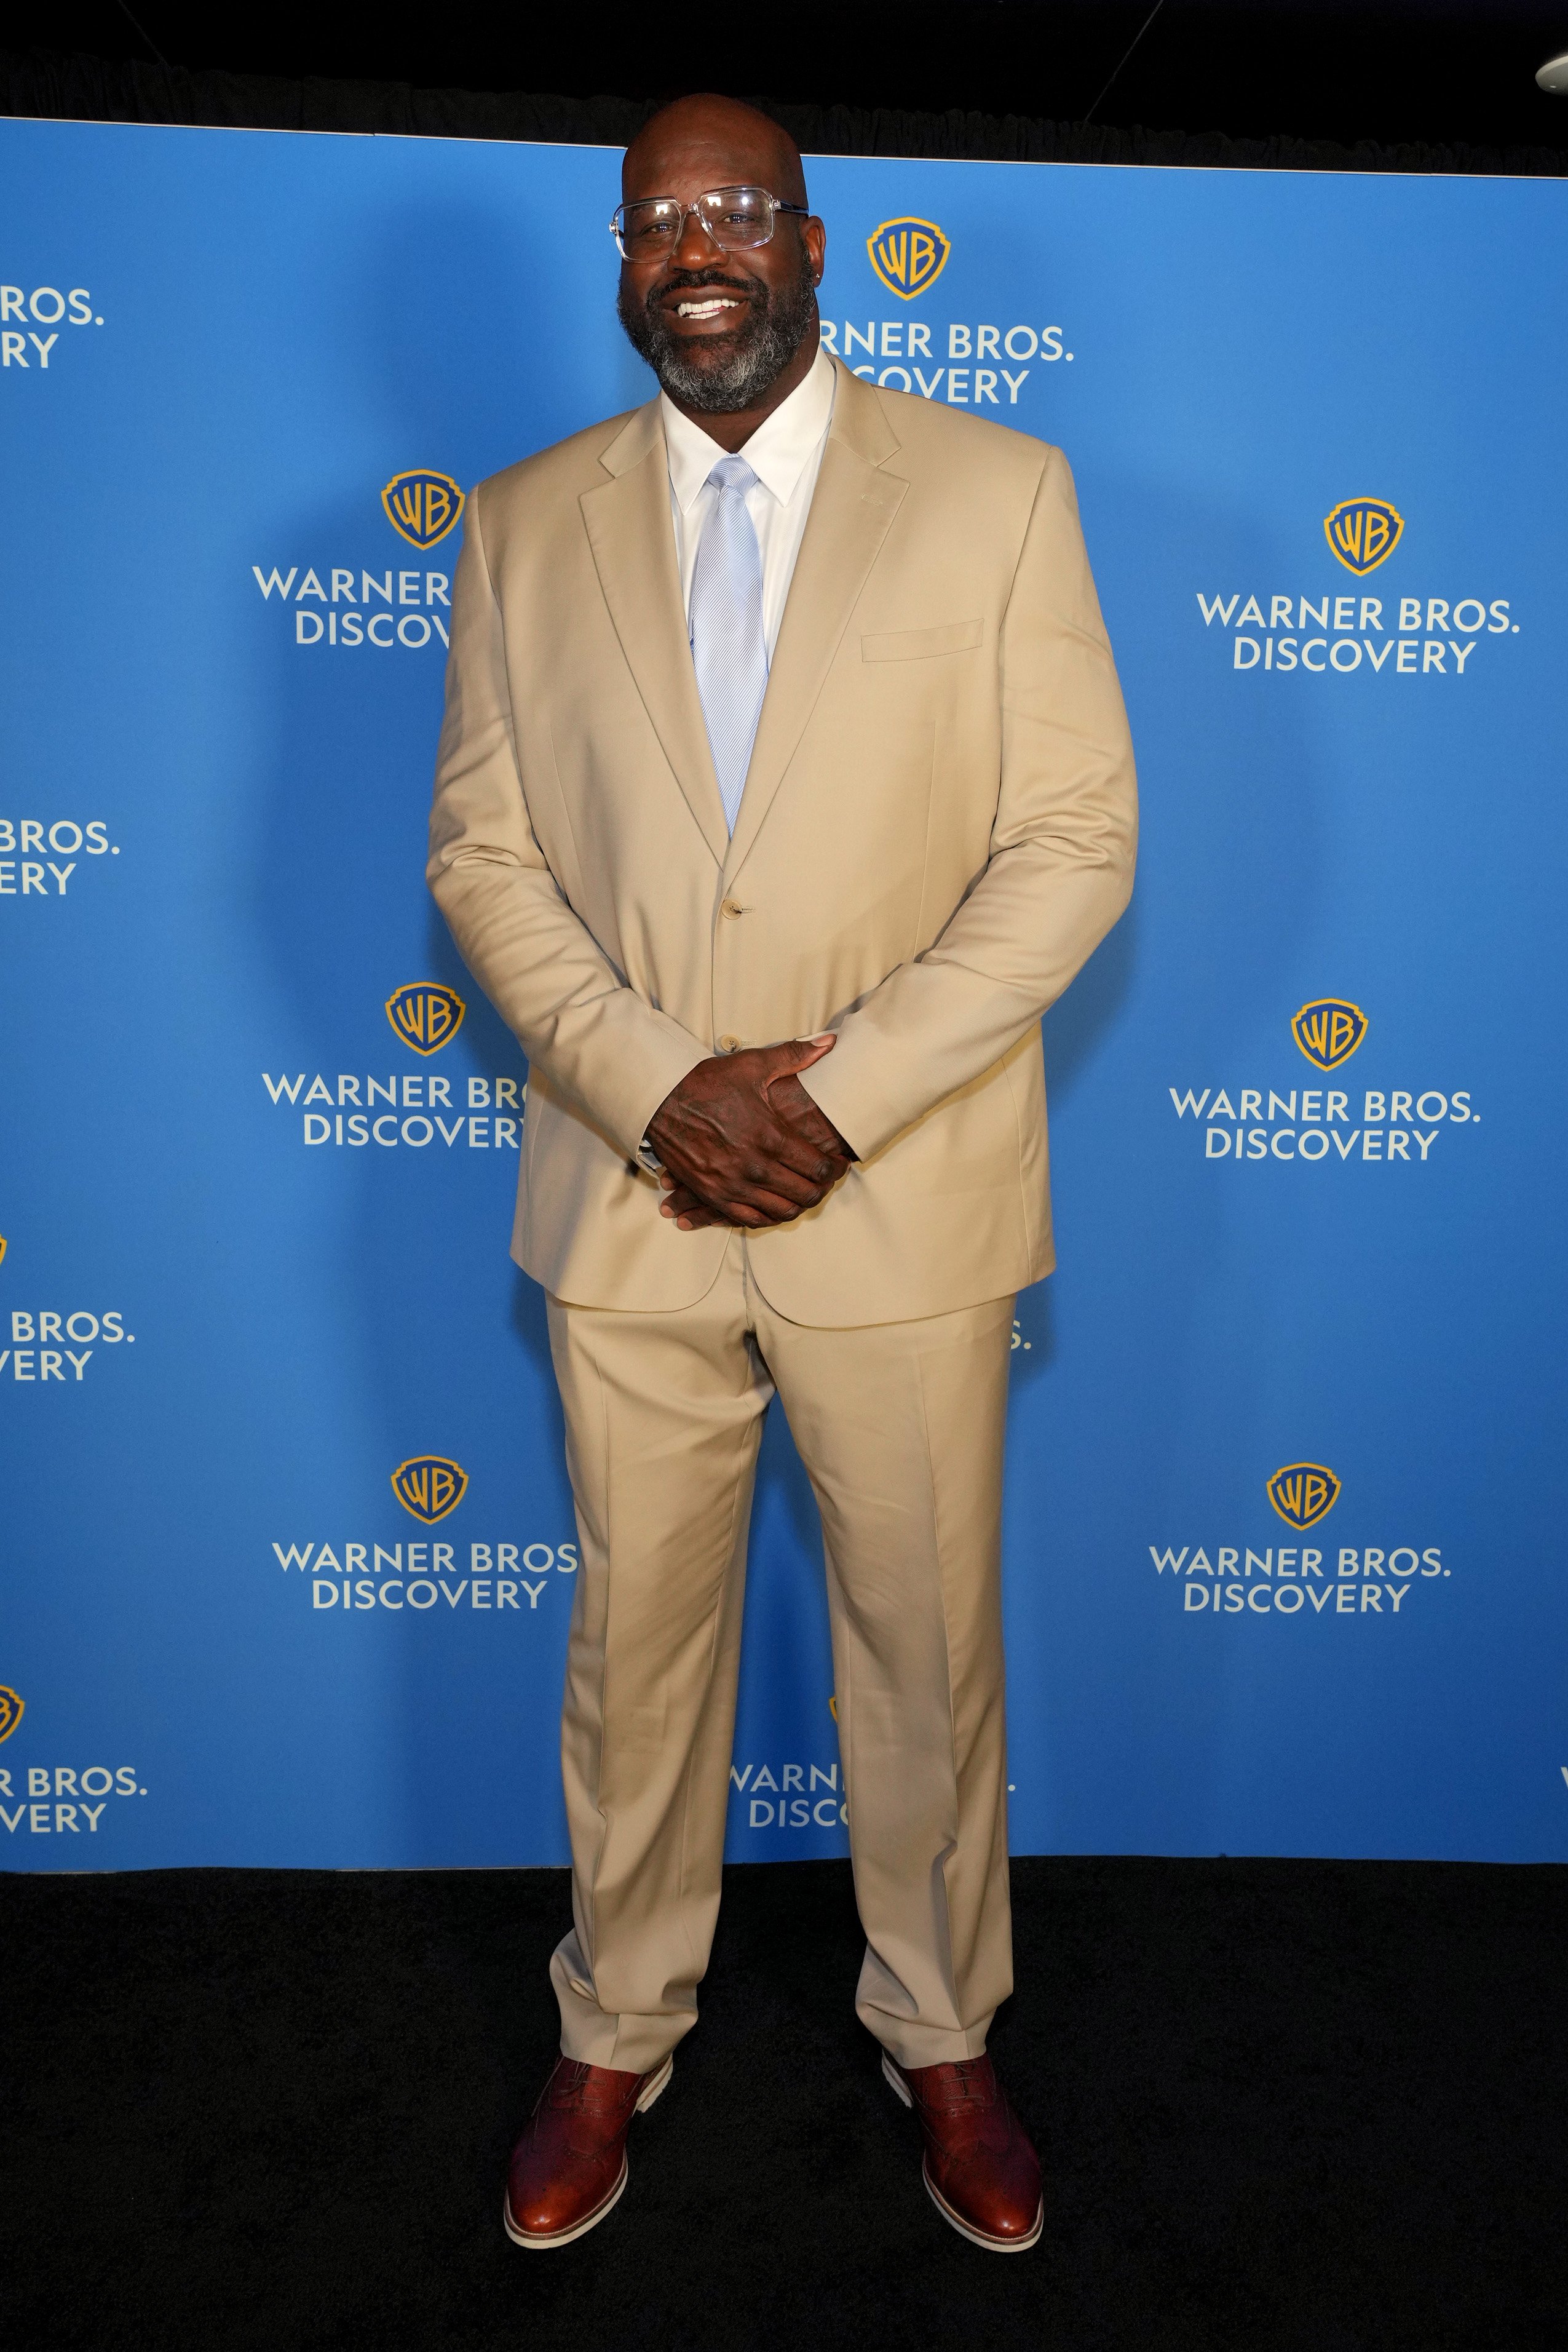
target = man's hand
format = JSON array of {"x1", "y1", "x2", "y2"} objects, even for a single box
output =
[{"x1": 647, "y1": 1035, "x2": 854, "y2": 1232}]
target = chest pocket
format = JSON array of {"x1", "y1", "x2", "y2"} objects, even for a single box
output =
[{"x1": 861, "y1": 618, "x2": 984, "y2": 662}]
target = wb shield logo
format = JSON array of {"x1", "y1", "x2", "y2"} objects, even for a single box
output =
[
  {"x1": 1323, "y1": 497, "x2": 1403, "y2": 575},
  {"x1": 386, "y1": 982, "x2": 465, "y2": 1056},
  {"x1": 0, "y1": 1685, "x2": 23, "y2": 1742},
  {"x1": 1267, "y1": 1464, "x2": 1341, "y2": 1530},
  {"x1": 1291, "y1": 999, "x2": 1368, "y2": 1070},
  {"x1": 382, "y1": 471, "x2": 465, "y2": 550},
  {"x1": 391, "y1": 1457, "x2": 468, "y2": 1524},
  {"x1": 867, "y1": 217, "x2": 951, "y2": 300}
]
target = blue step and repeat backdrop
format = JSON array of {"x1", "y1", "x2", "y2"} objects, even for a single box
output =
[{"x1": 2, "y1": 119, "x2": 1565, "y2": 1870}]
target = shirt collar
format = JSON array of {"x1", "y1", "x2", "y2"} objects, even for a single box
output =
[{"x1": 661, "y1": 343, "x2": 837, "y2": 515}]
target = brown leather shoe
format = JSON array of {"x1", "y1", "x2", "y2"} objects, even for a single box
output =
[
  {"x1": 884, "y1": 2051, "x2": 1043, "y2": 2251},
  {"x1": 503, "y1": 2053, "x2": 673, "y2": 2249}
]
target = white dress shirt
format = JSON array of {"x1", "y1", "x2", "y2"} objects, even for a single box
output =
[{"x1": 660, "y1": 343, "x2": 836, "y2": 661}]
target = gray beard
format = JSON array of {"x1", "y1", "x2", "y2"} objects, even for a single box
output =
[{"x1": 617, "y1": 253, "x2": 817, "y2": 413}]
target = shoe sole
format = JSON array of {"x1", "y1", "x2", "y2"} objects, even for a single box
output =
[
  {"x1": 503, "y1": 2052, "x2": 674, "y2": 2251},
  {"x1": 881, "y1": 2052, "x2": 1044, "y2": 2254}
]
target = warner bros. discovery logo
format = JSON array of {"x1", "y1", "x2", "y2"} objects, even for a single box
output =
[
  {"x1": 386, "y1": 981, "x2": 464, "y2": 1056},
  {"x1": 273, "y1": 1456, "x2": 578, "y2": 1616},
  {"x1": 1198, "y1": 497, "x2": 1520, "y2": 681},
  {"x1": 381, "y1": 471, "x2": 465, "y2": 550},
  {"x1": 733, "y1": 1694, "x2": 848, "y2": 1834},
  {"x1": 1323, "y1": 497, "x2": 1404, "y2": 575},
  {"x1": 821, "y1": 215, "x2": 1063, "y2": 408},
  {"x1": 1168, "y1": 999, "x2": 1476, "y2": 1168},
  {"x1": 263, "y1": 983, "x2": 526, "y2": 1151},
  {"x1": 391, "y1": 1455, "x2": 468, "y2": 1524},
  {"x1": 6, "y1": 1253, "x2": 134, "y2": 1385},
  {"x1": 866, "y1": 217, "x2": 951, "y2": 299},
  {"x1": 0, "y1": 1685, "x2": 138, "y2": 1856},
  {"x1": 0, "y1": 813, "x2": 118, "y2": 902},
  {"x1": 253, "y1": 471, "x2": 461, "y2": 649},
  {"x1": 1149, "y1": 1464, "x2": 1449, "y2": 1619},
  {"x1": 0, "y1": 1714, "x2": 149, "y2": 1841},
  {"x1": 1267, "y1": 1463, "x2": 1340, "y2": 1528},
  {"x1": 1291, "y1": 999, "x2": 1368, "y2": 1071}
]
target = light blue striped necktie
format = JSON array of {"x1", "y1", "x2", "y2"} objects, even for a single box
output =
[{"x1": 689, "y1": 453, "x2": 769, "y2": 835}]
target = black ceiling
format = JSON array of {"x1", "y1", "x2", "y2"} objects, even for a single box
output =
[{"x1": 7, "y1": 0, "x2": 1568, "y2": 154}]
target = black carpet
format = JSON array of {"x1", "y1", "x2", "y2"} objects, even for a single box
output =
[{"x1": 4, "y1": 1856, "x2": 1564, "y2": 2351}]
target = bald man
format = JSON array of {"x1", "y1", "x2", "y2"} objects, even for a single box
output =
[{"x1": 429, "y1": 93, "x2": 1137, "y2": 2253}]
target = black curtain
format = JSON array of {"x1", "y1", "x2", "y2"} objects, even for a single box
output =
[{"x1": 4, "y1": 46, "x2": 1564, "y2": 175}]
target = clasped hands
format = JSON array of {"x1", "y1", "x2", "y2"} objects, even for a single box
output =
[{"x1": 647, "y1": 1034, "x2": 854, "y2": 1233}]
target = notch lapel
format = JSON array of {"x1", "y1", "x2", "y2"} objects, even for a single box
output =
[
  {"x1": 580, "y1": 410, "x2": 730, "y2": 867},
  {"x1": 723, "y1": 376, "x2": 908, "y2": 884}
]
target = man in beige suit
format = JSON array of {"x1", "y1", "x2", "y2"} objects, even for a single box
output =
[{"x1": 429, "y1": 93, "x2": 1136, "y2": 2254}]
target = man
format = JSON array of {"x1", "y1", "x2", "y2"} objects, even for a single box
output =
[{"x1": 429, "y1": 93, "x2": 1136, "y2": 2254}]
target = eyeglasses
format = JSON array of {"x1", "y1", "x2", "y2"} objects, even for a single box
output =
[{"x1": 610, "y1": 185, "x2": 810, "y2": 263}]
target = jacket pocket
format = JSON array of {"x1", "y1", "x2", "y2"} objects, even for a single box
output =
[{"x1": 861, "y1": 617, "x2": 984, "y2": 662}]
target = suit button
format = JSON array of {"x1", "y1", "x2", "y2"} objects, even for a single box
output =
[
  {"x1": 720, "y1": 899, "x2": 743, "y2": 920},
  {"x1": 718, "y1": 1035, "x2": 742, "y2": 1053}
]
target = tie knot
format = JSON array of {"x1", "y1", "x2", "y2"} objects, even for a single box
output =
[{"x1": 708, "y1": 453, "x2": 758, "y2": 496}]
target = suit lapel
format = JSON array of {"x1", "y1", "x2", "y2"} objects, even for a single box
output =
[
  {"x1": 579, "y1": 407, "x2": 730, "y2": 867},
  {"x1": 723, "y1": 366, "x2": 908, "y2": 884}
]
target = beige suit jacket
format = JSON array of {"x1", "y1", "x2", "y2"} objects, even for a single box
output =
[{"x1": 427, "y1": 358, "x2": 1137, "y2": 1327}]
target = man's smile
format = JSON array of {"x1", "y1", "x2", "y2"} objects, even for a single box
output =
[{"x1": 651, "y1": 271, "x2": 762, "y2": 337}]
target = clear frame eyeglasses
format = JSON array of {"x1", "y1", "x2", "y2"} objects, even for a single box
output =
[{"x1": 610, "y1": 185, "x2": 810, "y2": 262}]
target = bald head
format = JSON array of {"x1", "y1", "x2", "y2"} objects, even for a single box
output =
[{"x1": 623, "y1": 93, "x2": 808, "y2": 210}]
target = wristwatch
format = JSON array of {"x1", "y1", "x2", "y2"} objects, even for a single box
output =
[{"x1": 636, "y1": 1134, "x2": 664, "y2": 1177}]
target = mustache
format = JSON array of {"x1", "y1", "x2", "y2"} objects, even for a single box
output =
[{"x1": 652, "y1": 269, "x2": 764, "y2": 304}]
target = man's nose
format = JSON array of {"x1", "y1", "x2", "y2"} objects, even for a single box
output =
[{"x1": 670, "y1": 206, "x2": 724, "y2": 269}]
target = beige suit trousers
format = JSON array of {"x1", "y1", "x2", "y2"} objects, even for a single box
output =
[{"x1": 546, "y1": 1233, "x2": 1016, "y2": 2075}]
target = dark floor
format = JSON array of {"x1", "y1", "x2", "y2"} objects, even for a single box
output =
[{"x1": 4, "y1": 1855, "x2": 1564, "y2": 2351}]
